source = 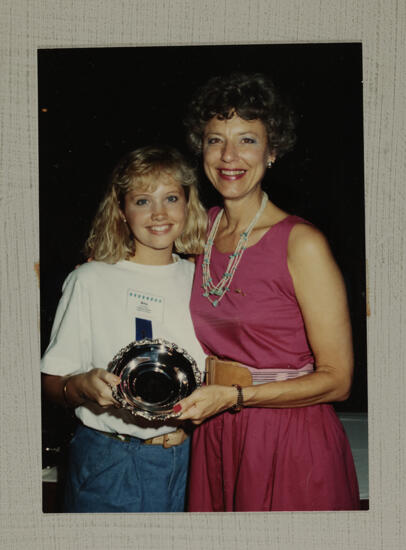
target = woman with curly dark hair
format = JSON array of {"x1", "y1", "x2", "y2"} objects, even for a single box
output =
[{"x1": 176, "y1": 73, "x2": 360, "y2": 511}]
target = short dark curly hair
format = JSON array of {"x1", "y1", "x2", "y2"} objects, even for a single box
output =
[{"x1": 184, "y1": 72, "x2": 296, "y2": 158}]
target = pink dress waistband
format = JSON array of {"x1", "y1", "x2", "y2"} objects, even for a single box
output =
[{"x1": 245, "y1": 363, "x2": 314, "y2": 385}]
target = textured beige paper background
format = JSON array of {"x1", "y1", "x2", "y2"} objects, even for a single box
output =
[{"x1": 0, "y1": 1, "x2": 405, "y2": 549}]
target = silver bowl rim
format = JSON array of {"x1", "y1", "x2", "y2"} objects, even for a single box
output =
[{"x1": 107, "y1": 338, "x2": 201, "y2": 420}]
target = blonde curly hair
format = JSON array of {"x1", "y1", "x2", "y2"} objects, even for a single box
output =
[{"x1": 85, "y1": 145, "x2": 207, "y2": 263}]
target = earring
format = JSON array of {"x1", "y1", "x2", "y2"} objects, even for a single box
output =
[
  {"x1": 122, "y1": 217, "x2": 127, "y2": 223},
  {"x1": 267, "y1": 161, "x2": 273, "y2": 169}
]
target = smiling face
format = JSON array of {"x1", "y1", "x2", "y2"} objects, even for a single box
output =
[
  {"x1": 202, "y1": 114, "x2": 274, "y2": 202},
  {"x1": 122, "y1": 174, "x2": 187, "y2": 265}
]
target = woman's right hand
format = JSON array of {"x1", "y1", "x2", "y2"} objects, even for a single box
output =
[{"x1": 64, "y1": 369, "x2": 121, "y2": 408}]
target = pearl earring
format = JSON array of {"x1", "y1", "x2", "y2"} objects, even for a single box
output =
[{"x1": 267, "y1": 161, "x2": 273, "y2": 169}]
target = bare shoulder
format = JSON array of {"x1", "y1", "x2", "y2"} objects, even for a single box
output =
[
  {"x1": 288, "y1": 222, "x2": 332, "y2": 264},
  {"x1": 287, "y1": 222, "x2": 342, "y2": 287}
]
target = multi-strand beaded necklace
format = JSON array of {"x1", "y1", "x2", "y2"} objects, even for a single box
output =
[{"x1": 202, "y1": 192, "x2": 268, "y2": 306}]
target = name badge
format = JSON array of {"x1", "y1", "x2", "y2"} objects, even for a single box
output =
[{"x1": 127, "y1": 289, "x2": 164, "y2": 323}]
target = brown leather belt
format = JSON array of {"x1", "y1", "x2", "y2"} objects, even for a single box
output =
[
  {"x1": 95, "y1": 428, "x2": 183, "y2": 446},
  {"x1": 144, "y1": 435, "x2": 165, "y2": 445},
  {"x1": 205, "y1": 355, "x2": 314, "y2": 386},
  {"x1": 205, "y1": 355, "x2": 253, "y2": 386}
]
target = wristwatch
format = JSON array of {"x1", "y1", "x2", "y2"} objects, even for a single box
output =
[{"x1": 231, "y1": 384, "x2": 244, "y2": 412}]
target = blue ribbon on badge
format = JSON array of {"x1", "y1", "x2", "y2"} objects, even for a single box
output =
[{"x1": 135, "y1": 318, "x2": 153, "y2": 340}]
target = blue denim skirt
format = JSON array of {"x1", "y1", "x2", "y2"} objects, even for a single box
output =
[{"x1": 64, "y1": 424, "x2": 190, "y2": 513}]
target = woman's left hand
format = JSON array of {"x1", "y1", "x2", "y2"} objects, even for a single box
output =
[{"x1": 176, "y1": 385, "x2": 237, "y2": 425}]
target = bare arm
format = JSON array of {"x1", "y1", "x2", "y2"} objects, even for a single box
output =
[
  {"x1": 178, "y1": 223, "x2": 354, "y2": 423},
  {"x1": 42, "y1": 369, "x2": 121, "y2": 409}
]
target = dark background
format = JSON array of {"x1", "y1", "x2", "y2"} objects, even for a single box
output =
[{"x1": 39, "y1": 44, "x2": 367, "y2": 455}]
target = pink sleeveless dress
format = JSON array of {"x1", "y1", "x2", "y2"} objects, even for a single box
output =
[{"x1": 188, "y1": 209, "x2": 360, "y2": 511}]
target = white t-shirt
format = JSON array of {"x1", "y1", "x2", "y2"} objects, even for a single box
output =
[{"x1": 41, "y1": 256, "x2": 206, "y2": 439}]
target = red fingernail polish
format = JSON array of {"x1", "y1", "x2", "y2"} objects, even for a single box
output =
[{"x1": 173, "y1": 404, "x2": 182, "y2": 413}]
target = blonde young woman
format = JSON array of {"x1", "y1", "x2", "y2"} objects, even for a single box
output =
[
  {"x1": 176, "y1": 73, "x2": 360, "y2": 511},
  {"x1": 41, "y1": 145, "x2": 207, "y2": 512}
]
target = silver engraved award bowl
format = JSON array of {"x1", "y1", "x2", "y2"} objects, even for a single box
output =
[{"x1": 107, "y1": 338, "x2": 202, "y2": 421}]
